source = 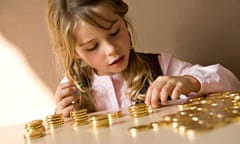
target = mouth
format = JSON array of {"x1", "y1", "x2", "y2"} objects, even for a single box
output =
[{"x1": 109, "y1": 56, "x2": 124, "y2": 66}]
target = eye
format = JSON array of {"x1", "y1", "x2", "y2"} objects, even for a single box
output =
[
  {"x1": 86, "y1": 43, "x2": 98, "y2": 51},
  {"x1": 109, "y1": 28, "x2": 120, "y2": 37}
]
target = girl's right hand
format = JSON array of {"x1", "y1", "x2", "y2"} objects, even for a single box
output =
[{"x1": 55, "y1": 81, "x2": 79, "y2": 117}]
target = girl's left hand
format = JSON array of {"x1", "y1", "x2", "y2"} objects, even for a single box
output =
[{"x1": 145, "y1": 75, "x2": 200, "y2": 107}]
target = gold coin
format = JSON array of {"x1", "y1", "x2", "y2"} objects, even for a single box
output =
[
  {"x1": 47, "y1": 123, "x2": 63, "y2": 129},
  {"x1": 70, "y1": 111, "x2": 87, "y2": 117},
  {"x1": 90, "y1": 124, "x2": 110, "y2": 129},
  {"x1": 71, "y1": 121, "x2": 89, "y2": 127},
  {"x1": 72, "y1": 117, "x2": 88, "y2": 122},
  {"x1": 71, "y1": 112, "x2": 88, "y2": 118},
  {"x1": 25, "y1": 126, "x2": 45, "y2": 132},
  {"x1": 25, "y1": 120, "x2": 43, "y2": 127},
  {"x1": 207, "y1": 92, "x2": 223, "y2": 98},
  {"x1": 129, "y1": 110, "x2": 148, "y2": 114},
  {"x1": 89, "y1": 114, "x2": 108, "y2": 121},
  {"x1": 150, "y1": 121, "x2": 172, "y2": 128},
  {"x1": 23, "y1": 130, "x2": 45, "y2": 140},
  {"x1": 46, "y1": 117, "x2": 63, "y2": 122},
  {"x1": 46, "y1": 113, "x2": 63, "y2": 119},
  {"x1": 187, "y1": 97, "x2": 204, "y2": 103},
  {"x1": 24, "y1": 133, "x2": 45, "y2": 141},
  {"x1": 199, "y1": 99, "x2": 212, "y2": 105},
  {"x1": 128, "y1": 108, "x2": 147, "y2": 112},
  {"x1": 89, "y1": 119, "x2": 109, "y2": 125},
  {"x1": 108, "y1": 111, "x2": 123, "y2": 119},
  {"x1": 128, "y1": 125, "x2": 152, "y2": 133},
  {"x1": 177, "y1": 121, "x2": 212, "y2": 134},
  {"x1": 177, "y1": 103, "x2": 198, "y2": 110},
  {"x1": 46, "y1": 119, "x2": 64, "y2": 124},
  {"x1": 71, "y1": 109, "x2": 87, "y2": 114},
  {"x1": 130, "y1": 112, "x2": 149, "y2": 118}
]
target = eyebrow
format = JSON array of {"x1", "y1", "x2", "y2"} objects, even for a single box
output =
[{"x1": 79, "y1": 19, "x2": 119, "y2": 47}]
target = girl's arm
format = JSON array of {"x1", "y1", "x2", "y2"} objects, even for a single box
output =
[{"x1": 159, "y1": 52, "x2": 240, "y2": 94}]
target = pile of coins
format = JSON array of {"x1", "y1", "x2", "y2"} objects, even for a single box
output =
[
  {"x1": 150, "y1": 91, "x2": 240, "y2": 137},
  {"x1": 89, "y1": 114, "x2": 110, "y2": 129},
  {"x1": 45, "y1": 113, "x2": 64, "y2": 129},
  {"x1": 23, "y1": 120, "x2": 45, "y2": 141},
  {"x1": 70, "y1": 109, "x2": 89, "y2": 127},
  {"x1": 128, "y1": 103, "x2": 149, "y2": 118}
]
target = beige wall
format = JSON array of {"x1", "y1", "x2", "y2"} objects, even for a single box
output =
[
  {"x1": 0, "y1": 0, "x2": 58, "y2": 92},
  {"x1": 1, "y1": 0, "x2": 239, "y2": 93},
  {"x1": 0, "y1": 0, "x2": 56, "y2": 126},
  {"x1": 126, "y1": 0, "x2": 240, "y2": 79}
]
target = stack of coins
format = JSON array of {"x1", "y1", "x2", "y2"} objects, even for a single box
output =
[
  {"x1": 23, "y1": 120, "x2": 45, "y2": 141},
  {"x1": 70, "y1": 109, "x2": 88, "y2": 127},
  {"x1": 45, "y1": 113, "x2": 64, "y2": 129},
  {"x1": 128, "y1": 103, "x2": 149, "y2": 118},
  {"x1": 108, "y1": 111, "x2": 123, "y2": 119},
  {"x1": 107, "y1": 111, "x2": 123, "y2": 125},
  {"x1": 89, "y1": 114, "x2": 110, "y2": 129}
]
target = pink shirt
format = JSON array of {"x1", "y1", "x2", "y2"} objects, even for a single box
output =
[{"x1": 62, "y1": 52, "x2": 240, "y2": 111}]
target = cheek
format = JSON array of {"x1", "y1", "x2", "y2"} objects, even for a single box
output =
[
  {"x1": 78, "y1": 52, "x2": 102, "y2": 67},
  {"x1": 119, "y1": 30, "x2": 130, "y2": 47}
]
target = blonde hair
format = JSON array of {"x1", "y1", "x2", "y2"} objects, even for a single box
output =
[{"x1": 47, "y1": 0, "x2": 153, "y2": 112}]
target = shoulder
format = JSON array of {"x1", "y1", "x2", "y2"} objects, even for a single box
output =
[{"x1": 136, "y1": 51, "x2": 174, "y2": 62}]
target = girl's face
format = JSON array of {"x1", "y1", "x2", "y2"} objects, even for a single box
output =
[{"x1": 74, "y1": 6, "x2": 131, "y2": 75}]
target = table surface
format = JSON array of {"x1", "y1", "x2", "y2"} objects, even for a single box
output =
[{"x1": 0, "y1": 101, "x2": 240, "y2": 144}]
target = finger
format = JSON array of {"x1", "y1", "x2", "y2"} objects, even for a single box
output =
[
  {"x1": 59, "y1": 95, "x2": 79, "y2": 109},
  {"x1": 160, "y1": 83, "x2": 175, "y2": 105},
  {"x1": 145, "y1": 86, "x2": 153, "y2": 105},
  {"x1": 55, "y1": 81, "x2": 76, "y2": 100},
  {"x1": 147, "y1": 76, "x2": 167, "y2": 106},
  {"x1": 171, "y1": 87, "x2": 181, "y2": 100},
  {"x1": 56, "y1": 86, "x2": 77, "y2": 102},
  {"x1": 150, "y1": 88, "x2": 161, "y2": 108},
  {"x1": 62, "y1": 104, "x2": 78, "y2": 117},
  {"x1": 59, "y1": 81, "x2": 76, "y2": 89}
]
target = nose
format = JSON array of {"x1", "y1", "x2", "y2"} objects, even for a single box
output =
[{"x1": 104, "y1": 41, "x2": 117, "y2": 56}]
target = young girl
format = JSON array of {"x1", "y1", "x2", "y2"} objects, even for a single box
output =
[{"x1": 47, "y1": 0, "x2": 240, "y2": 117}]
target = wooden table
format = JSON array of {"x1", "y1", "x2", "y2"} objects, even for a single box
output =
[{"x1": 0, "y1": 101, "x2": 239, "y2": 144}]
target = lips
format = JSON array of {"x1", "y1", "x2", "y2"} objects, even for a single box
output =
[{"x1": 109, "y1": 56, "x2": 124, "y2": 65}]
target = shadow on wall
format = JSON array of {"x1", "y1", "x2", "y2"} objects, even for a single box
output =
[
  {"x1": 0, "y1": 34, "x2": 55, "y2": 127},
  {"x1": 0, "y1": 1, "x2": 56, "y2": 126},
  {"x1": 0, "y1": 0, "x2": 58, "y2": 93}
]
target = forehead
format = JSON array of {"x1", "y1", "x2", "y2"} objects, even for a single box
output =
[
  {"x1": 78, "y1": 5, "x2": 119, "y2": 30},
  {"x1": 73, "y1": 6, "x2": 120, "y2": 42},
  {"x1": 91, "y1": 5, "x2": 118, "y2": 22}
]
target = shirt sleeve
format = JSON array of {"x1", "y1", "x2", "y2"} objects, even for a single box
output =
[{"x1": 158, "y1": 52, "x2": 240, "y2": 94}]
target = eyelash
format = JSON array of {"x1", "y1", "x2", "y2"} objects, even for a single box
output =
[
  {"x1": 109, "y1": 28, "x2": 120, "y2": 37},
  {"x1": 87, "y1": 43, "x2": 98, "y2": 51},
  {"x1": 86, "y1": 29, "x2": 120, "y2": 51}
]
